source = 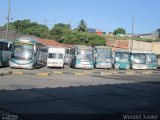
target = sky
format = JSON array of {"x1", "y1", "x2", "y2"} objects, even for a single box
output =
[{"x1": 0, "y1": 0, "x2": 160, "y2": 34}]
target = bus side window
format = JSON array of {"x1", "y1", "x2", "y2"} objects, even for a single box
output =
[{"x1": 0, "y1": 42, "x2": 4, "y2": 50}]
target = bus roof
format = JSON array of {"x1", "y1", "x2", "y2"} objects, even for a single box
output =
[
  {"x1": 74, "y1": 45, "x2": 93, "y2": 50},
  {"x1": 114, "y1": 49, "x2": 130, "y2": 53},
  {"x1": 14, "y1": 37, "x2": 45, "y2": 46},
  {"x1": 95, "y1": 46, "x2": 111, "y2": 49}
]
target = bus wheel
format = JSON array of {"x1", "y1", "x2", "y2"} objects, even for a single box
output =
[{"x1": 62, "y1": 64, "x2": 64, "y2": 69}]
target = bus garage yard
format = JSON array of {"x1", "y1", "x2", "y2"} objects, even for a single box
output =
[
  {"x1": 0, "y1": 67, "x2": 160, "y2": 120},
  {"x1": 0, "y1": 65, "x2": 160, "y2": 77}
]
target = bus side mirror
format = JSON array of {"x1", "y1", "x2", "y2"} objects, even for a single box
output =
[{"x1": 34, "y1": 46, "x2": 36, "y2": 53}]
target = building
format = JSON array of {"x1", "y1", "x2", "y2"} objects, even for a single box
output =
[
  {"x1": 0, "y1": 27, "x2": 17, "y2": 42},
  {"x1": 137, "y1": 33, "x2": 158, "y2": 40},
  {"x1": 88, "y1": 28, "x2": 103, "y2": 36},
  {"x1": 37, "y1": 38, "x2": 74, "y2": 48}
]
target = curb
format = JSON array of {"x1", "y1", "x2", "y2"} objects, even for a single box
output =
[
  {"x1": 1, "y1": 69, "x2": 160, "y2": 77},
  {"x1": 12, "y1": 71, "x2": 51, "y2": 76},
  {"x1": 0, "y1": 71, "x2": 12, "y2": 76}
]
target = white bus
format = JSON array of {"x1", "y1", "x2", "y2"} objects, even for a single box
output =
[{"x1": 47, "y1": 47, "x2": 65, "y2": 68}]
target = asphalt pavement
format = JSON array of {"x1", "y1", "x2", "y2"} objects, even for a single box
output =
[{"x1": 0, "y1": 73, "x2": 159, "y2": 120}]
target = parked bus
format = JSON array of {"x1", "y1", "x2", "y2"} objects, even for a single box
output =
[
  {"x1": 113, "y1": 50, "x2": 131, "y2": 69},
  {"x1": 47, "y1": 47, "x2": 65, "y2": 68},
  {"x1": 146, "y1": 53, "x2": 157, "y2": 69},
  {"x1": 94, "y1": 46, "x2": 112, "y2": 69},
  {"x1": 157, "y1": 54, "x2": 160, "y2": 69},
  {"x1": 64, "y1": 47, "x2": 72, "y2": 65},
  {"x1": 9, "y1": 37, "x2": 47, "y2": 69},
  {"x1": 0, "y1": 40, "x2": 12, "y2": 67},
  {"x1": 69, "y1": 45, "x2": 94, "y2": 69},
  {"x1": 131, "y1": 52, "x2": 157, "y2": 69}
]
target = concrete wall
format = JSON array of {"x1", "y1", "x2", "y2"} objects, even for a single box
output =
[
  {"x1": 106, "y1": 39, "x2": 160, "y2": 54},
  {"x1": 131, "y1": 40, "x2": 152, "y2": 52},
  {"x1": 152, "y1": 43, "x2": 160, "y2": 54}
]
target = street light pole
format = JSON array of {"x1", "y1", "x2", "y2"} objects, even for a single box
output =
[
  {"x1": 6, "y1": 0, "x2": 11, "y2": 42},
  {"x1": 132, "y1": 16, "x2": 134, "y2": 37}
]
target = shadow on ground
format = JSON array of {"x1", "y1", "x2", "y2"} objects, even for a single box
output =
[{"x1": 0, "y1": 81, "x2": 159, "y2": 120}]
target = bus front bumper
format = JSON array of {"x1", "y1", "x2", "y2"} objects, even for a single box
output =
[
  {"x1": 95, "y1": 63, "x2": 112, "y2": 69},
  {"x1": 47, "y1": 63, "x2": 64, "y2": 68},
  {"x1": 9, "y1": 61, "x2": 33, "y2": 69},
  {"x1": 114, "y1": 63, "x2": 130, "y2": 70},
  {"x1": 75, "y1": 64, "x2": 94, "y2": 69},
  {"x1": 132, "y1": 64, "x2": 147, "y2": 69}
]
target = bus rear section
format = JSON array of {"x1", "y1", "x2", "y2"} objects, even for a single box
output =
[
  {"x1": 114, "y1": 50, "x2": 131, "y2": 70},
  {"x1": 47, "y1": 47, "x2": 65, "y2": 68},
  {"x1": 94, "y1": 46, "x2": 112, "y2": 69}
]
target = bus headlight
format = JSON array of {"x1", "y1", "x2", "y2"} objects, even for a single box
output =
[
  {"x1": 126, "y1": 65, "x2": 129, "y2": 69},
  {"x1": 115, "y1": 64, "x2": 120, "y2": 69}
]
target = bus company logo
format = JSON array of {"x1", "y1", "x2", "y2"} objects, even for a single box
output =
[{"x1": 2, "y1": 113, "x2": 18, "y2": 120}]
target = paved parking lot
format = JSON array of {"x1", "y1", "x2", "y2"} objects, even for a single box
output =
[
  {"x1": 1, "y1": 66, "x2": 160, "y2": 77},
  {"x1": 0, "y1": 67, "x2": 160, "y2": 120}
]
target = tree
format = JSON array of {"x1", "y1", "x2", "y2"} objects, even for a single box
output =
[
  {"x1": 50, "y1": 23, "x2": 72, "y2": 42},
  {"x1": 23, "y1": 24, "x2": 51, "y2": 39},
  {"x1": 7, "y1": 19, "x2": 52, "y2": 39},
  {"x1": 63, "y1": 31, "x2": 106, "y2": 46},
  {"x1": 77, "y1": 19, "x2": 88, "y2": 32},
  {"x1": 113, "y1": 28, "x2": 126, "y2": 35}
]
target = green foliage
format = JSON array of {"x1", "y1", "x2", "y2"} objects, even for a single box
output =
[
  {"x1": 6, "y1": 19, "x2": 105, "y2": 45},
  {"x1": 50, "y1": 23, "x2": 72, "y2": 42},
  {"x1": 113, "y1": 28, "x2": 126, "y2": 35},
  {"x1": 63, "y1": 32, "x2": 105, "y2": 46},
  {"x1": 23, "y1": 24, "x2": 52, "y2": 39},
  {"x1": 8, "y1": 19, "x2": 52, "y2": 39},
  {"x1": 77, "y1": 19, "x2": 88, "y2": 32},
  {"x1": 130, "y1": 38, "x2": 159, "y2": 42}
]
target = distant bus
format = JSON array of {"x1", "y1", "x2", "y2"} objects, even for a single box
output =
[
  {"x1": 9, "y1": 37, "x2": 48, "y2": 69},
  {"x1": 94, "y1": 46, "x2": 112, "y2": 69},
  {"x1": 47, "y1": 47, "x2": 65, "y2": 68},
  {"x1": 157, "y1": 54, "x2": 160, "y2": 69},
  {"x1": 64, "y1": 47, "x2": 72, "y2": 65},
  {"x1": 113, "y1": 50, "x2": 131, "y2": 69},
  {"x1": 69, "y1": 45, "x2": 94, "y2": 69},
  {"x1": 0, "y1": 40, "x2": 12, "y2": 67},
  {"x1": 131, "y1": 52, "x2": 157, "y2": 69},
  {"x1": 146, "y1": 53, "x2": 157, "y2": 69}
]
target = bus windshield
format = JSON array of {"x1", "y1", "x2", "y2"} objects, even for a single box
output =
[
  {"x1": 13, "y1": 44, "x2": 34, "y2": 60},
  {"x1": 115, "y1": 52, "x2": 130, "y2": 62},
  {"x1": 97, "y1": 49, "x2": 112, "y2": 60},
  {"x1": 133, "y1": 53, "x2": 146, "y2": 64},
  {"x1": 48, "y1": 53, "x2": 63, "y2": 59},
  {"x1": 77, "y1": 49, "x2": 93, "y2": 61},
  {"x1": 148, "y1": 54, "x2": 157, "y2": 63}
]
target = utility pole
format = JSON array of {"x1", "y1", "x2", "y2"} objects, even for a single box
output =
[
  {"x1": 6, "y1": 0, "x2": 11, "y2": 42},
  {"x1": 132, "y1": 16, "x2": 134, "y2": 37}
]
